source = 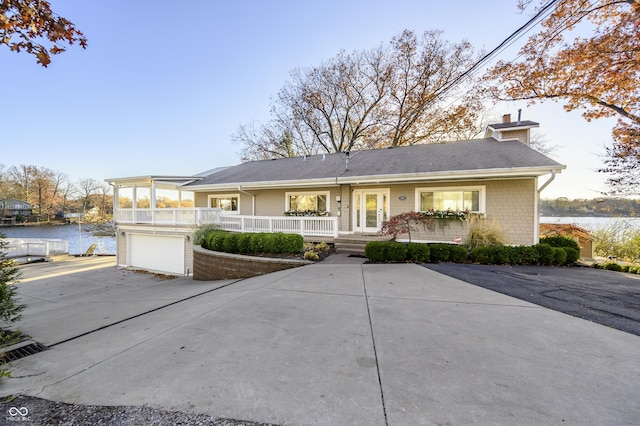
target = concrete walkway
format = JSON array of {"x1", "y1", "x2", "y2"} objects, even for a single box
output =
[{"x1": 2, "y1": 256, "x2": 640, "y2": 425}]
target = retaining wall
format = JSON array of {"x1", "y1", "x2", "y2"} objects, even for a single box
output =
[{"x1": 193, "y1": 245, "x2": 312, "y2": 281}]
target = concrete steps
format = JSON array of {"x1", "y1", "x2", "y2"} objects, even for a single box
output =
[{"x1": 333, "y1": 235, "x2": 393, "y2": 255}]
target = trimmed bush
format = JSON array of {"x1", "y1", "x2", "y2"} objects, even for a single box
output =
[
  {"x1": 604, "y1": 262, "x2": 623, "y2": 272},
  {"x1": 221, "y1": 233, "x2": 238, "y2": 253},
  {"x1": 540, "y1": 236, "x2": 580, "y2": 251},
  {"x1": 282, "y1": 234, "x2": 304, "y2": 253},
  {"x1": 553, "y1": 247, "x2": 567, "y2": 266},
  {"x1": 236, "y1": 233, "x2": 252, "y2": 254},
  {"x1": 428, "y1": 244, "x2": 451, "y2": 263},
  {"x1": 206, "y1": 231, "x2": 227, "y2": 251},
  {"x1": 364, "y1": 241, "x2": 388, "y2": 263},
  {"x1": 628, "y1": 265, "x2": 640, "y2": 274},
  {"x1": 364, "y1": 241, "x2": 407, "y2": 263},
  {"x1": 562, "y1": 247, "x2": 580, "y2": 265},
  {"x1": 470, "y1": 246, "x2": 493, "y2": 264},
  {"x1": 535, "y1": 244, "x2": 555, "y2": 266},
  {"x1": 201, "y1": 230, "x2": 302, "y2": 255},
  {"x1": 449, "y1": 245, "x2": 469, "y2": 263},
  {"x1": 386, "y1": 242, "x2": 409, "y2": 262},
  {"x1": 493, "y1": 246, "x2": 512, "y2": 265},
  {"x1": 407, "y1": 243, "x2": 430, "y2": 263},
  {"x1": 512, "y1": 245, "x2": 539, "y2": 265}
]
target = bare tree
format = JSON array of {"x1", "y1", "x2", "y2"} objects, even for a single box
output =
[
  {"x1": 234, "y1": 29, "x2": 485, "y2": 159},
  {"x1": 77, "y1": 178, "x2": 101, "y2": 214}
]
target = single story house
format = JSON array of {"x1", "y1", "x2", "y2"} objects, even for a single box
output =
[{"x1": 107, "y1": 115, "x2": 565, "y2": 275}]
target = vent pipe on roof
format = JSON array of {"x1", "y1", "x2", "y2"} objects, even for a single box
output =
[
  {"x1": 345, "y1": 151, "x2": 350, "y2": 171},
  {"x1": 517, "y1": 109, "x2": 522, "y2": 125},
  {"x1": 322, "y1": 153, "x2": 325, "y2": 161},
  {"x1": 303, "y1": 155, "x2": 306, "y2": 161}
]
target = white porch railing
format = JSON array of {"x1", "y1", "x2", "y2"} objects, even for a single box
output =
[
  {"x1": 2, "y1": 238, "x2": 69, "y2": 258},
  {"x1": 115, "y1": 208, "x2": 223, "y2": 226},
  {"x1": 114, "y1": 208, "x2": 339, "y2": 238},
  {"x1": 217, "y1": 215, "x2": 338, "y2": 238}
]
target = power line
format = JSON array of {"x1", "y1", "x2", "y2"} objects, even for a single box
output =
[{"x1": 434, "y1": 0, "x2": 563, "y2": 100}]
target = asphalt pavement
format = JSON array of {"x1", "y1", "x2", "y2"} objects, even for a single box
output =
[
  {"x1": 1, "y1": 256, "x2": 639, "y2": 425},
  {"x1": 424, "y1": 263, "x2": 640, "y2": 337}
]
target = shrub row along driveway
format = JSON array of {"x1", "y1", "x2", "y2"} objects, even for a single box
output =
[{"x1": 424, "y1": 264, "x2": 640, "y2": 337}]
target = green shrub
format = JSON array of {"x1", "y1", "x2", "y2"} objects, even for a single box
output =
[
  {"x1": 407, "y1": 243, "x2": 430, "y2": 263},
  {"x1": 386, "y1": 242, "x2": 408, "y2": 262},
  {"x1": 428, "y1": 244, "x2": 451, "y2": 263},
  {"x1": 364, "y1": 241, "x2": 409, "y2": 263},
  {"x1": 604, "y1": 262, "x2": 623, "y2": 272},
  {"x1": 449, "y1": 245, "x2": 469, "y2": 263},
  {"x1": 205, "y1": 231, "x2": 227, "y2": 251},
  {"x1": 553, "y1": 247, "x2": 567, "y2": 266},
  {"x1": 540, "y1": 236, "x2": 580, "y2": 251},
  {"x1": 221, "y1": 233, "x2": 238, "y2": 253},
  {"x1": 470, "y1": 246, "x2": 493, "y2": 264},
  {"x1": 493, "y1": 246, "x2": 512, "y2": 264},
  {"x1": 563, "y1": 247, "x2": 580, "y2": 265},
  {"x1": 509, "y1": 245, "x2": 539, "y2": 265},
  {"x1": 364, "y1": 241, "x2": 387, "y2": 263},
  {"x1": 236, "y1": 233, "x2": 252, "y2": 253},
  {"x1": 249, "y1": 233, "x2": 269, "y2": 253},
  {"x1": 282, "y1": 234, "x2": 304, "y2": 253},
  {"x1": 621, "y1": 265, "x2": 630, "y2": 273},
  {"x1": 535, "y1": 244, "x2": 555, "y2": 266},
  {"x1": 628, "y1": 265, "x2": 640, "y2": 274}
]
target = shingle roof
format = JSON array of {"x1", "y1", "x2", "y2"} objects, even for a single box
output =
[
  {"x1": 488, "y1": 120, "x2": 539, "y2": 130},
  {"x1": 185, "y1": 138, "x2": 564, "y2": 188}
]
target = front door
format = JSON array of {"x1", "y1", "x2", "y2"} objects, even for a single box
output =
[{"x1": 353, "y1": 190, "x2": 389, "y2": 234}]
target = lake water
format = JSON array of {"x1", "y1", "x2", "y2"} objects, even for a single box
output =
[
  {"x1": 0, "y1": 223, "x2": 116, "y2": 255},
  {"x1": 540, "y1": 216, "x2": 640, "y2": 231},
  {"x1": 1, "y1": 217, "x2": 637, "y2": 255}
]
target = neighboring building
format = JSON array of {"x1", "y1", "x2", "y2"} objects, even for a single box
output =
[
  {"x1": 0, "y1": 198, "x2": 32, "y2": 217},
  {"x1": 540, "y1": 223, "x2": 595, "y2": 259},
  {"x1": 107, "y1": 116, "x2": 566, "y2": 275}
]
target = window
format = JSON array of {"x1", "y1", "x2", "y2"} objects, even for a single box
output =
[
  {"x1": 416, "y1": 187, "x2": 484, "y2": 213},
  {"x1": 286, "y1": 192, "x2": 329, "y2": 213},
  {"x1": 209, "y1": 194, "x2": 239, "y2": 213}
]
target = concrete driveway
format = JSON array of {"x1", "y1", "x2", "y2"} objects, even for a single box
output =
[{"x1": 2, "y1": 256, "x2": 640, "y2": 425}]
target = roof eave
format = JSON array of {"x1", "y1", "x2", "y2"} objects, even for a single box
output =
[{"x1": 184, "y1": 166, "x2": 565, "y2": 191}]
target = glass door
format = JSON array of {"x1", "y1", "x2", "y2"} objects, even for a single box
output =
[{"x1": 353, "y1": 190, "x2": 389, "y2": 233}]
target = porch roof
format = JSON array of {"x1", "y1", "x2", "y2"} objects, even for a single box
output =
[{"x1": 184, "y1": 138, "x2": 565, "y2": 190}]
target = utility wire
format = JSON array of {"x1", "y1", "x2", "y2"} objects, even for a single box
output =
[{"x1": 433, "y1": 0, "x2": 563, "y2": 101}]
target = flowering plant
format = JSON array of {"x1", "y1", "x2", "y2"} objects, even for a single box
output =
[
  {"x1": 380, "y1": 210, "x2": 473, "y2": 241},
  {"x1": 284, "y1": 210, "x2": 329, "y2": 217}
]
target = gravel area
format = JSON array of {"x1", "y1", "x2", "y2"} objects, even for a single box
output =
[{"x1": 2, "y1": 395, "x2": 279, "y2": 426}]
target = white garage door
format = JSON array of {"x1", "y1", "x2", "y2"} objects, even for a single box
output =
[{"x1": 129, "y1": 234, "x2": 185, "y2": 275}]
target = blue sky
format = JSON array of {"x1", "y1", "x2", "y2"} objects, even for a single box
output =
[{"x1": 2, "y1": 0, "x2": 617, "y2": 199}]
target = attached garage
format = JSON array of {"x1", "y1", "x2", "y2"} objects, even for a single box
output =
[{"x1": 128, "y1": 234, "x2": 185, "y2": 275}]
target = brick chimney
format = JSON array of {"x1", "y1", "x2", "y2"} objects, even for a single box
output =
[{"x1": 485, "y1": 112, "x2": 539, "y2": 145}]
